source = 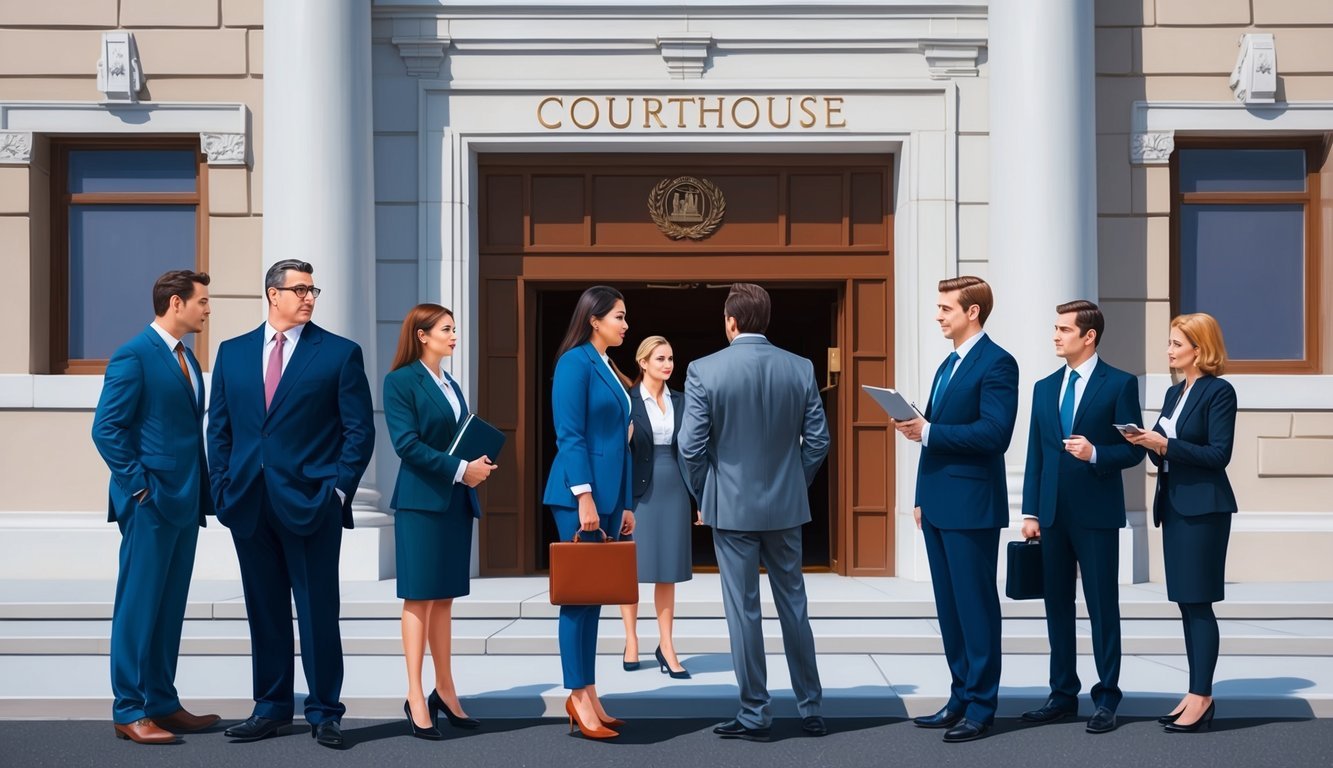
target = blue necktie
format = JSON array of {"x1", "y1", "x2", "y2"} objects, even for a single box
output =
[
  {"x1": 1060, "y1": 369, "x2": 1080, "y2": 437},
  {"x1": 931, "y1": 352, "x2": 960, "y2": 412}
]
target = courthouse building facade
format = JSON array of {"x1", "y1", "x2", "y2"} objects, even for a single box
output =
[{"x1": 1, "y1": 0, "x2": 1331, "y2": 582}]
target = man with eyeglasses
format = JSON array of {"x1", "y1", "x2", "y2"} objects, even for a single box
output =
[{"x1": 207, "y1": 260, "x2": 375, "y2": 749}]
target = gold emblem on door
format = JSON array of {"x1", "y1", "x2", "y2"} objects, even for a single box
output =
[{"x1": 648, "y1": 176, "x2": 726, "y2": 240}]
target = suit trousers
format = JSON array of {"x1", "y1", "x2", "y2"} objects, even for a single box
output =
[
  {"x1": 920, "y1": 519, "x2": 1002, "y2": 724},
  {"x1": 231, "y1": 487, "x2": 345, "y2": 724},
  {"x1": 1040, "y1": 522, "x2": 1123, "y2": 711},
  {"x1": 550, "y1": 505, "x2": 623, "y2": 689},
  {"x1": 110, "y1": 506, "x2": 198, "y2": 724},
  {"x1": 712, "y1": 526, "x2": 822, "y2": 729}
]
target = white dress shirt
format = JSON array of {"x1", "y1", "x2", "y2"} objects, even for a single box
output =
[
  {"x1": 149, "y1": 321, "x2": 201, "y2": 400},
  {"x1": 640, "y1": 385, "x2": 675, "y2": 445},
  {"x1": 922, "y1": 330, "x2": 987, "y2": 446},
  {"x1": 420, "y1": 360, "x2": 469, "y2": 484}
]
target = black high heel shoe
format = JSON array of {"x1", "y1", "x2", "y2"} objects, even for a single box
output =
[
  {"x1": 404, "y1": 700, "x2": 444, "y2": 740},
  {"x1": 623, "y1": 646, "x2": 641, "y2": 672},
  {"x1": 1163, "y1": 701, "x2": 1215, "y2": 733},
  {"x1": 429, "y1": 689, "x2": 481, "y2": 729},
  {"x1": 655, "y1": 646, "x2": 691, "y2": 679},
  {"x1": 1157, "y1": 709, "x2": 1184, "y2": 725}
]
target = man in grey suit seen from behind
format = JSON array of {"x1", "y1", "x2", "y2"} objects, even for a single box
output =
[{"x1": 678, "y1": 283, "x2": 830, "y2": 742}]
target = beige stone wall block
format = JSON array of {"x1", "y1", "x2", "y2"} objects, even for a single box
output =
[
  {"x1": 1293, "y1": 412, "x2": 1333, "y2": 437},
  {"x1": 1272, "y1": 29, "x2": 1333, "y2": 74},
  {"x1": 119, "y1": 0, "x2": 220, "y2": 28},
  {"x1": 1097, "y1": 216, "x2": 1148, "y2": 299},
  {"x1": 249, "y1": 29, "x2": 263, "y2": 75},
  {"x1": 133, "y1": 28, "x2": 247, "y2": 76},
  {"x1": 0, "y1": 167, "x2": 29, "y2": 214},
  {"x1": 1096, "y1": 27, "x2": 1133, "y2": 75},
  {"x1": 1258, "y1": 437, "x2": 1333, "y2": 476},
  {"x1": 223, "y1": 0, "x2": 264, "y2": 27},
  {"x1": 0, "y1": 30, "x2": 106, "y2": 75},
  {"x1": 1280, "y1": 75, "x2": 1333, "y2": 100},
  {"x1": 0, "y1": 0, "x2": 117, "y2": 27},
  {"x1": 1142, "y1": 75, "x2": 1236, "y2": 101},
  {"x1": 0, "y1": 215, "x2": 30, "y2": 373},
  {"x1": 1131, "y1": 166, "x2": 1171, "y2": 216},
  {"x1": 1097, "y1": 134, "x2": 1132, "y2": 215},
  {"x1": 1144, "y1": 300, "x2": 1173, "y2": 373},
  {"x1": 1096, "y1": 299, "x2": 1147, "y2": 373},
  {"x1": 1255, "y1": 0, "x2": 1333, "y2": 25},
  {"x1": 1140, "y1": 28, "x2": 1249, "y2": 75},
  {"x1": 1224, "y1": 530, "x2": 1333, "y2": 581},
  {"x1": 208, "y1": 166, "x2": 249, "y2": 214},
  {"x1": 0, "y1": 77, "x2": 102, "y2": 101},
  {"x1": 1095, "y1": 77, "x2": 1145, "y2": 133},
  {"x1": 1095, "y1": 0, "x2": 1153, "y2": 27},
  {"x1": 1155, "y1": 0, "x2": 1251, "y2": 26},
  {"x1": 1247, "y1": 411, "x2": 1294, "y2": 438},
  {"x1": 207, "y1": 215, "x2": 262, "y2": 296},
  {"x1": 0, "y1": 411, "x2": 105, "y2": 511},
  {"x1": 1145, "y1": 216, "x2": 1169, "y2": 299},
  {"x1": 206, "y1": 296, "x2": 263, "y2": 365}
]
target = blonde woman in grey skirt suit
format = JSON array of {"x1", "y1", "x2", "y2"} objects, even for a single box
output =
[{"x1": 620, "y1": 336, "x2": 697, "y2": 679}]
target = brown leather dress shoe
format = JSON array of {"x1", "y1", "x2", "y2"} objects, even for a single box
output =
[
  {"x1": 113, "y1": 718, "x2": 177, "y2": 744},
  {"x1": 155, "y1": 708, "x2": 222, "y2": 733}
]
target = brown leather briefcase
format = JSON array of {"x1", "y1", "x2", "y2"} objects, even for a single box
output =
[{"x1": 548, "y1": 529, "x2": 638, "y2": 606}]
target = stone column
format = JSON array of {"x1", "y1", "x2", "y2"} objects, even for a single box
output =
[
  {"x1": 264, "y1": 0, "x2": 382, "y2": 518},
  {"x1": 987, "y1": 2, "x2": 1098, "y2": 509}
]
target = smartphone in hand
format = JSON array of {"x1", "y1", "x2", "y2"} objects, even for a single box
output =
[{"x1": 1113, "y1": 423, "x2": 1143, "y2": 436}]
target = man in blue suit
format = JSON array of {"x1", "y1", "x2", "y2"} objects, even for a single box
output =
[
  {"x1": 208, "y1": 260, "x2": 375, "y2": 749},
  {"x1": 893, "y1": 275, "x2": 1018, "y2": 743},
  {"x1": 92, "y1": 270, "x2": 219, "y2": 744},
  {"x1": 1020, "y1": 300, "x2": 1146, "y2": 734}
]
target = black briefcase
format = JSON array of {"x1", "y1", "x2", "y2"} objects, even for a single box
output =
[{"x1": 1005, "y1": 539, "x2": 1044, "y2": 600}]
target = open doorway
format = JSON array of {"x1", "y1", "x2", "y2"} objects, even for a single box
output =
[{"x1": 532, "y1": 283, "x2": 840, "y2": 571}]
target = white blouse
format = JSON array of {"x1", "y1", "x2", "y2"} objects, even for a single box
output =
[
  {"x1": 640, "y1": 387, "x2": 675, "y2": 445},
  {"x1": 1156, "y1": 382, "x2": 1194, "y2": 472}
]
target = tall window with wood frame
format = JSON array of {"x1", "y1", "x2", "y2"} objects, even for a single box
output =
[
  {"x1": 1170, "y1": 140, "x2": 1324, "y2": 373},
  {"x1": 51, "y1": 141, "x2": 208, "y2": 374}
]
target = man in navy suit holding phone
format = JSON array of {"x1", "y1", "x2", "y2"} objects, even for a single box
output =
[
  {"x1": 892, "y1": 275, "x2": 1018, "y2": 743},
  {"x1": 1019, "y1": 300, "x2": 1146, "y2": 734},
  {"x1": 208, "y1": 260, "x2": 375, "y2": 749},
  {"x1": 93, "y1": 270, "x2": 219, "y2": 744}
]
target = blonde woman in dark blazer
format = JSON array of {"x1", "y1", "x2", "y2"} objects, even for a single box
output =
[
  {"x1": 619, "y1": 336, "x2": 696, "y2": 679},
  {"x1": 384, "y1": 303, "x2": 497, "y2": 739},
  {"x1": 1125, "y1": 312, "x2": 1237, "y2": 733}
]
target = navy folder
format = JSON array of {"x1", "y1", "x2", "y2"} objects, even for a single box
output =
[
  {"x1": 1005, "y1": 539, "x2": 1044, "y2": 600},
  {"x1": 445, "y1": 413, "x2": 506, "y2": 462}
]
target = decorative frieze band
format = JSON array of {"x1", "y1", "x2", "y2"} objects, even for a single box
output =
[
  {"x1": 0, "y1": 131, "x2": 33, "y2": 164},
  {"x1": 200, "y1": 132, "x2": 247, "y2": 165}
]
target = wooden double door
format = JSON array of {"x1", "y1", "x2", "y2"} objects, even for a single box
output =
[{"x1": 475, "y1": 154, "x2": 897, "y2": 576}]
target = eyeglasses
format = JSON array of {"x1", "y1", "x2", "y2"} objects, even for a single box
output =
[{"x1": 274, "y1": 285, "x2": 321, "y2": 299}]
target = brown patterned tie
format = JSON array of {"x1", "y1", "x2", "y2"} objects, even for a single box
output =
[{"x1": 174, "y1": 342, "x2": 190, "y2": 382}]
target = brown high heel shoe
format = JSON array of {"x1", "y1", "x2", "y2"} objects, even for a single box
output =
[
  {"x1": 598, "y1": 713, "x2": 626, "y2": 728},
  {"x1": 566, "y1": 695, "x2": 618, "y2": 739}
]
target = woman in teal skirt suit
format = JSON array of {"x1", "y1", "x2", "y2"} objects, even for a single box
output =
[{"x1": 384, "y1": 303, "x2": 498, "y2": 739}]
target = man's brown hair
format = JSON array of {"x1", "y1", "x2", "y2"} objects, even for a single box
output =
[
  {"x1": 725, "y1": 282, "x2": 771, "y2": 334},
  {"x1": 1056, "y1": 299, "x2": 1105, "y2": 347},
  {"x1": 152, "y1": 270, "x2": 210, "y2": 317},
  {"x1": 938, "y1": 275, "x2": 993, "y2": 326}
]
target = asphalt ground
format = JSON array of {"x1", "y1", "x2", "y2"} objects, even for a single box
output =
[{"x1": 2, "y1": 716, "x2": 1331, "y2": 768}]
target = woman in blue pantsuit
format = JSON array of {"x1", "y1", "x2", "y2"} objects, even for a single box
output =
[
  {"x1": 384, "y1": 304, "x2": 497, "y2": 739},
  {"x1": 1126, "y1": 312, "x2": 1237, "y2": 734},
  {"x1": 543, "y1": 285, "x2": 636, "y2": 739}
]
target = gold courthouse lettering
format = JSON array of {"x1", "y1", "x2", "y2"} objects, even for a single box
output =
[{"x1": 536, "y1": 95, "x2": 850, "y2": 130}]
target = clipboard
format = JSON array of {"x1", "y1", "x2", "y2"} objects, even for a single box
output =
[
  {"x1": 861, "y1": 385, "x2": 924, "y2": 421},
  {"x1": 446, "y1": 413, "x2": 506, "y2": 462}
]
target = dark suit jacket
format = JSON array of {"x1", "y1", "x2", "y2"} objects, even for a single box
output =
[
  {"x1": 628, "y1": 384, "x2": 690, "y2": 505},
  {"x1": 914, "y1": 333, "x2": 1019, "y2": 530},
  {"x1": 542, "y1": 342, "x2": 634, "y2": 518},
  {"x1": 206, "y1": 322, "x2": 375, "y2": 538},
  {"x1": 1022, "y1": 360, "x2": 1147, "y2": 529},
  {"x1": 383, "y1": 362, "x2": 481, "y2": 518},
  {"x1": 1147, "y1": 375, "x2": 1238, "y2": 525},
  {"x1": 92, "y1": 325, "x2": 210, "y2": 527}
]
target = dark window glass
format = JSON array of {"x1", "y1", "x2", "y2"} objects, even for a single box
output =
[
  {"x1": 67, "y1": 205, "x2": 197, "y2": 359},
  {"x1": 1178, "y1": 149, "x2": 1306, "y2": 194},
  {"x1": 1179, "y1": 203, "x2": 1305, "y2": 360},
  {"x1": 68, "y1": 150, "x2": 197, "y2": 194}
]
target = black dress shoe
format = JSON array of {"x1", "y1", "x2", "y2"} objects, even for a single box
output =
[
  {"x1": 313, "y1": 720, "x2": 344, "y2": 749},
  {"x1": 942, "y1": 719, "x2": 990, "y2": 743},
  {"x1": 712, "y1": 719, "x2": 771, "y2": 742},
  {"x1": 1086, "y1": 706, "x2": 1117, "y2": 734},
  {"x1": 224, "y1": 716, "x2": 296, "y2": 742},
  {"x1": 1020, "y1": 698, "x2": 1078, "y2": 724},
  {"x1": 913, "y1": 706, "x2": 963, "y2": 729},
  {"x1": 801, "y1": 716, "x2": 827, "y2": 736}
]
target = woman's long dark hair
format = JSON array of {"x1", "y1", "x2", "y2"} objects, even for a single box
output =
[{"x1": 555, "y1": 285, "x2": 632, "y2": 388}]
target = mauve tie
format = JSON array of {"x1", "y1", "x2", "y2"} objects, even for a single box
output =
[{"x1": 264, "y1": 332, "x2": 285, "y2": 410}]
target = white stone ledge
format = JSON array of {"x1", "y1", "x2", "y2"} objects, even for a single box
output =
[
  {"x1": 1144, "y1": 374, "x2": 1333, "y2": 412},
  {"x1": 0, "y1": 101, "x2": 249, "y2": 166}
]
